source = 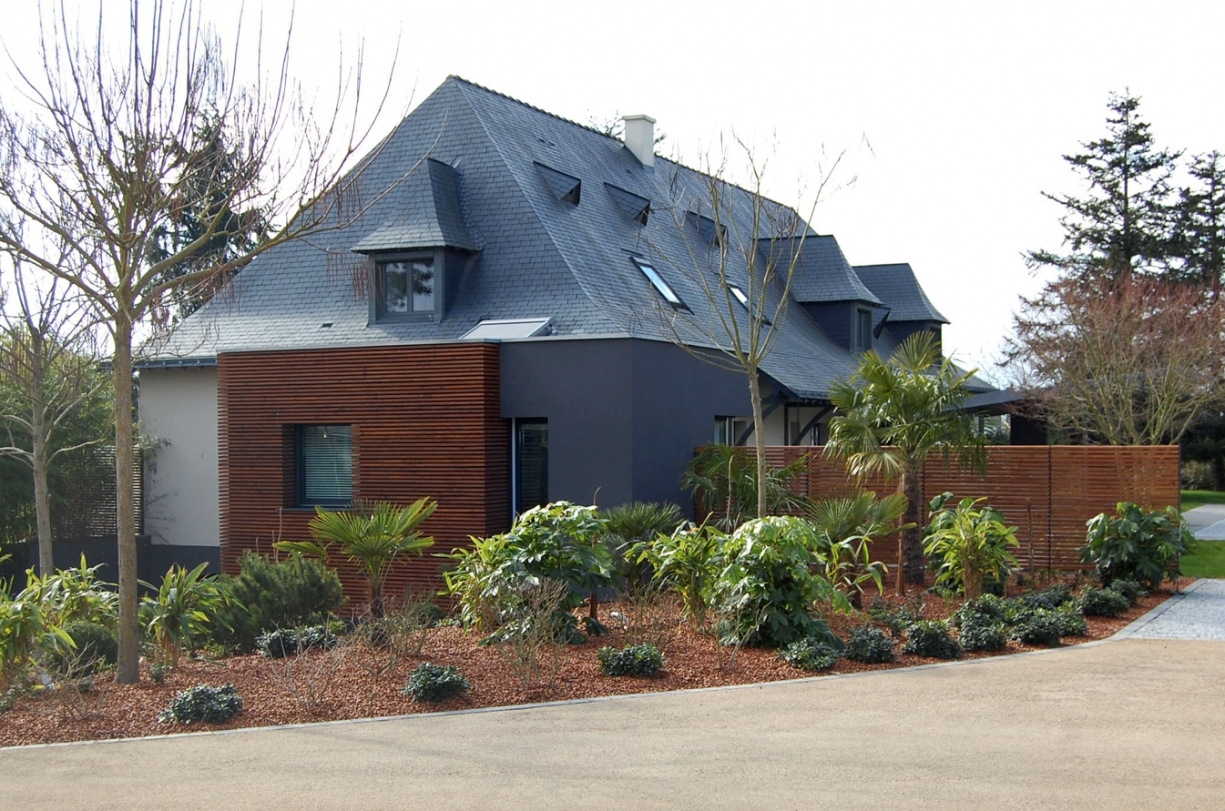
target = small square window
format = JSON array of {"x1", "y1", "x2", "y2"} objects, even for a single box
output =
[
  {"x1": 381, "y1": 258, "x2": 434, "y2": 314},
  {"x1": 296, "y1": 425, "x2": 352, "y2": 506},
  {"x1": 632, "y1": 257, "x2": 688, "y2": 310}
]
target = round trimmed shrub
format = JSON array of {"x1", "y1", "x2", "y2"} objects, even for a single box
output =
[
  {"x1": 958, "y1": 619, "x2": 1008, "y2": 652},
  {"x1": 158, "y1": 684, "x2": 243, "y2": 724},
  {"x1": 1010, "y1": 609, "x2": 1062, "y2": 647},
  {"x1": 778, "y1": 638, "x2": 841, "y2": 672},
  {"x1": 843, "y1": 625, "x2": 896, "y2": 664},
  {"x1": 951, "y1": 594, "x2": 1008, "y2": 629},
  {"x1": 1016, "y1": 584, "x2": 1074, "y2": 611},
  {"x1": 597, "y1": 643, "x2": 665, "y2": 677},
  {"x1": 404, "y1": 662, "x2": 470, "y2": 703},
  {"x1": 1108, "y1": 579, "x2": 1144, "y2": 606},
  {"x1": 257, "y1": 625, "x2": 338, "y2": 659},
  {"x1": 902, "y1": 621, "x2": 962, "y2": 660},
  {"x1": 1079, "y1": 586, "x2": 1130, "y2": 618},
  {"x1": 1054, "y1": 603, "x2": 1088, "y2": 637}
]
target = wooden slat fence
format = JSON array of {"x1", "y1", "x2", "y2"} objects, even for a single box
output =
[{"x1": 736, "y1": 446, "x2": 1180, "y2": 571}]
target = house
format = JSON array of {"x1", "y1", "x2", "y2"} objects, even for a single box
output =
[{"x1": 138, "y1": 76, "x2": 993, "y2": 582}]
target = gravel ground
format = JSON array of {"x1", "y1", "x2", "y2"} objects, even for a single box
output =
[{"x1": 1122, "y1": 578, "x2": 1225, "y2": 640}]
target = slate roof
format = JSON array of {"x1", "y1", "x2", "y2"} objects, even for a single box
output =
[
  {"x1": 147, "y1": 76, "x2": 961, "y2": 400},
  {"x1": 853, "y1": 263, "x2": 948, "y2": 323}
]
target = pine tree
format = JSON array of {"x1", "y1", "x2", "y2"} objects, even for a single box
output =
[
  {"x1": 1026, "y1": 93, "x2": 1180, "y2": 284},
  {"x1": 1172, "y1": 151, "x2": 1225, "y2": 297}
]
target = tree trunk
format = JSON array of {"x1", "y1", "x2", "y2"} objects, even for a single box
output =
[
  {"x1": 30, "y1": 341, "x2": 54, "y2": 575},
  {"x1": 748, "y1": 371, "x2": 767, "y2": 519},
  {"x1": 113, "y1": 314, "x2": 140, "y2": 683},
  {"x1": 900, "y1": 467, "x2": 925, "y2": 589}
]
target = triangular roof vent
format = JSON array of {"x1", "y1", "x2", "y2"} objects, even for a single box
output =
[
  {"x1": 605, "y1": 183, "x2": 650, "y2": 225},
  {"x1": 535, "y1": 162, "x2": 581, "y2": 205}
]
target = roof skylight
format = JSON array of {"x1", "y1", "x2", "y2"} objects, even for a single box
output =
[
  {"x1": 728, "y1": 284, "x2": 771, "y2": 324},
  {"x1": 632, "y1": 258, "x2": 687, "y2": 310}
]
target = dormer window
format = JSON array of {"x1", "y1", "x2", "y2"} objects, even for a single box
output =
[
  {"x1": 632, "y1": 257, "x2": 687, "y2": 310},
  {"x1": 372, "y1": 250, "x2": 444, "y2": 322},
  {"x1": 855, "y1": 307, "x2": 873, "y2": 351}
]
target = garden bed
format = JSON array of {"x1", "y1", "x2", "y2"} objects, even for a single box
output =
[{"x1": 0, "y1": 579, "x2": 1178, "y2": 748}]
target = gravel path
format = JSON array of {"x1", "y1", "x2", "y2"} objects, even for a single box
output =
[{"x1": 1119, "y1": 578, "x2": 1225, "y2": 640}]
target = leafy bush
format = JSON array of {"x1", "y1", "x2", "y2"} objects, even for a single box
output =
[
  {"x1": 923, "y1": 493, "x2": 1019, "y2": 599},
  {"x1": 951, "y1": 594, "x2": 1008, "y2": 629},
  {"x1": 712, "y1": 516, "x2": 848, "y2": 647},
  {"x1": 276, "y1": 498, "x2": 436, "y2": 618},
  {"x1": 843, "y1": 625, "x2": 896, "y2": 664},
  {"x1": 808, "y1": 492, "x2": 900, "y2": 601},
  {"x1": 597, "y1": 643, "x2": 665, "y2": 677},
  {"x1": 1081, "y1": 503, "x2": 1191, "y2": 590},
  {"x1": 601, "y1": 502, "x2": 684, "y2": 581},
  {"x1": 0, "y1": 583, "x2": 73, "y2": 687},
  {"x1": 256, "y1": 625, "x2": 339, "y2": 659},
  {"x1": 1009, "y1": 609, "x2": 1062, "y2": 647},
  {"x1": 632, "y1": 523, "x2": 724, "y2": 629},
  {"x1": 682, "y1": 445, "x2": 815, "y2": 530},
  {"x1": 211, "y1": 552, "x2": 344, "y2": 653},
  {"x1": 1054, "y1": 603, "x2": 1088, "y2": 637},
  {"x1": 158, "y1": 684, "x2": 243, "y2": 724},
  {"x1": 1108, "y1": 579, "x2": 1144, "y2": 606},
  {"x1": 139, "y1": 563, "x2": 228, "y2": 667},
  {"x1": 957, "y1": 619, "x2": 1008, "y2": 652},
  {"x1": 53, "y1": 621, "x2": 117, "y2": 674},
  {"x1": 20, "y1": 556, "x2": 118, "y2": 627},
  {"x1": 403, "y1": 662, "x2": 469, "y2": 703},
  {"x1": 1015, "y1": 584, "x2": 1074, "y2": 612},
  {"x1": 1078, "y1": 585, "x2": 1131, "y2": 618},
  {"x1": 867, "y1": 597, "x2": 924, "y2": 637},
  {"x1": 442, "y1": 502, "x2": 614, "y2": 635},
  {"x1": 777, "y1": 638, "x2": 841, "y2": 672},
  {"x1": 902, "y1": 620, "x2": 962, "y2": 659}
]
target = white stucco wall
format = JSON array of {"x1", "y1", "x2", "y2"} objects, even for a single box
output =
[{"x1": 139, "y1": 366, "x2": 220, "y2": 547}]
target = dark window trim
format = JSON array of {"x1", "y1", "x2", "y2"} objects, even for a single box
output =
[
  {"x1": 369, "y1": 248, "x2": 445, "y2": 324},
  {"x1": 631, "y1": 256, "x2": 689, "y2": 311},
  {"x1": 854, "y1": 306, "x2": 873, "y2": 351},
  {"x1": 295, "y1": 424, "x2": 353, "y2": 508}
]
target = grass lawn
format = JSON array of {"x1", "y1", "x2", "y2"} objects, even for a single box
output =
[
  {"x1": 1181, "y1": 490, "x2": 1225, "y2": 511},
  {"x1": 1183, "y1": 542, "x2": 1225, "y2": 579}
]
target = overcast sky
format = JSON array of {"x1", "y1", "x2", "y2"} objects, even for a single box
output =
[{"x1": 4, "y1": 0, "x2": 1223, "y2": 376}]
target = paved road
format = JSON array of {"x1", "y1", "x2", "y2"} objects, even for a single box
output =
[
  {"x1": 1183, "y1": 503, "x2": 1225, "y2": 540},
  {"x1": 3, "y1": 627, "x2": 1224, "y2": 810}
]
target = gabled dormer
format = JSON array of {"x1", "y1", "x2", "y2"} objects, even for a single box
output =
[
  {"x1": 852, "y1": 263, "x2": 948, "y2": 356},
  {"x1": 352, "y1": 158, "x2": 478, "y2": 325},
  {"x1": 784, "y1": 235, "x2": 884, "y2": 352}
]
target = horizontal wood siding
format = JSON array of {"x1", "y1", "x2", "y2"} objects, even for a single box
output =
[
  {"x1": 218, "y1": 343, "x2": 509, "y2": 605},
  {"x1": 717, "y1": 446, "x2": 1180, "y2": 571}
]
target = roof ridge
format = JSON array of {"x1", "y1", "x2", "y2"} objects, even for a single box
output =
[{"x1": 446, "y1": 75, "x2": 624, "y2": 144}]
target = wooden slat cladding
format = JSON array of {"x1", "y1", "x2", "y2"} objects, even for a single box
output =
[
  {"x1": 218, "y1": 343, "x2": 509, "y2": 603},
  {"x1": 707, "y1": 446, "x2": 1180, "y2": 571}
]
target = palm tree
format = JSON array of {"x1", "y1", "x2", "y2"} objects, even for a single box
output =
[
  {"x1": 275, "y1": 498, "x2": 437, "y2": 618},
  {"x1": 825, "y1": 333, "x2": 984, "y2": 592}
]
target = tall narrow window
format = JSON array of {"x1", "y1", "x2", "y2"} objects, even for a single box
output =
[
  {"x1": 514, "y1": 419, "x2": 549, "y2": 515},
  {"x1": 296, "y1": 425, "x2": 352, "y2": 506},
  {"x1": 631, "y1": 257, "x2": 688, "y2": 310},
  {"x1": 855, "y1": 308, "x2": 873, "y2": 351}
]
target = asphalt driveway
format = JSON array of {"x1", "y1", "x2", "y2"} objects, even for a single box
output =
[{"x1": 3, "y1": 614, "x2": 1224, "y2": 810}]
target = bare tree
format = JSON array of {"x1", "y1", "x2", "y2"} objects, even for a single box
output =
[
  {"x1": 0, "y1": 1, "x2": 415, "y2": 681},
  {"x1": 649, "y1": 140, "x2": 845, "y2": 518},
  {"x1": 1007, "y1": 275, "x2": 1224, "y2": 445},
  {"x1": 0, "y1": 259, "x2": 107, "y2": 575}
]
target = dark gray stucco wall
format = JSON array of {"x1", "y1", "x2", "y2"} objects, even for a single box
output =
[{"x1": 500, "y1": 338, "x2": 749, "y2": 517}]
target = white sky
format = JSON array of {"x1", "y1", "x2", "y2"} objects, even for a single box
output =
[{"x1": 4, "y1": 0, "x2": 1223, "y2": 376}]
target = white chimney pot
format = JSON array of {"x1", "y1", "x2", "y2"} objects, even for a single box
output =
[{"x1": 622, "y1": 114, "x2": 655, "y2": 169}]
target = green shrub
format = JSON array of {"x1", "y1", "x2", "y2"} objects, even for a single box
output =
[
  {"x1": 681, "y1": 445, "x2": 814, "y2": 530},
  {"x1": 712, "y1": 516, "x2": 848, "y2": 648},
  {"x1": 1016, "y1": 584, "x2": 1074, "y2": 612},
  {"x1": 211, "y1": 552, "x2": 344, "y2": 653},
  {"x1": 868, "y1": 597, "x2": 924, "y2": 637},
  {"x1": 902, "y1": 620, "x2": 962, "y2": 659},
  {"x1": 1054, "y1": 603, "x2": 1088, "y2": 637},
  {"x1": 957, "y1": 619, "x2": 1008, "y2": 652},
  {"x1": 597, "y1": 643, "x2": 665, "y2": 677},
  {"x1": 777, "y1": 638, "x2": 841, "y2": 672},
  {"x1": 1108, "y1": 579, "x2": 1144, "y2": 606},
  {"x1": 631, "y1": 523, "x2": 724, "y2": 629},
  {"x1": 403, "y1": 662, "x2": 470, "y2": 703},
  {"x1": 139, "y1": 563, "x2": 228, "y2": 667},
  {"x1": 807, "y1": 491, "x2": 901, "y2": 600},
  {"x1": 1078, "y1": 586, "x2": 1131, "y2": 618},
  {"x1": 158, "y1": 684, "x2": 243, "y2": 724},
  {"x1": 602, "y1": 502, "x2": 684, "y2": 581},
  {"x1": 1010, "y1": 609, "x2": 1062, "y2": 647},
  {"x1": 843, "y1": 625, "x2": 896, "y2": 664},
  {"x1": 52, "y1": 621, "x2": 117, "y2": 675},
  {"x1": 951, "y1": 594, "x2": 1008, "y2": 629},
  {"x1": 20, "y1": 556, "x2": 118, "y2": 627},
  {"x1": 923, "y1": 493, "x2": 1019, "y2": 600},
  {"x1": 1081, "y1": 503, "x2": 1190, "y2": 590},
  {"x1": 256, "y1": 625, "x2": 338, "y2": 659}
]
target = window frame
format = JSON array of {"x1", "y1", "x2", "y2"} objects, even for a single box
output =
[
  {"x1": 294, "y1": 424, "x2": 353, "y2": 508},
  {"x1": 854, "y1": 307, "x2": 873, "y2": 351},
  {"x1": 728, "y1": 284, "x2": 772, "y2": 325},
  {"x1": 370, "y1": 249, "x2": 444, "y2": 323},
  {"x1": 631, "y1": 257, "x2": 688, "y2": 311}
]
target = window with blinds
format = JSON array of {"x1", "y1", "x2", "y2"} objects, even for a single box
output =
[{"x1": 297, "y1": 425, "x2": 352, "y2": 506}]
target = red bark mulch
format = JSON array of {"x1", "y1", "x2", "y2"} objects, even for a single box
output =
[{"x1": 0, "y1": 578, "x2": 1179, "y2": 748}]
